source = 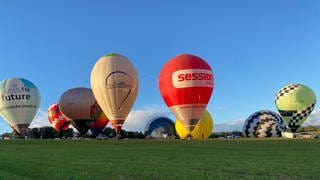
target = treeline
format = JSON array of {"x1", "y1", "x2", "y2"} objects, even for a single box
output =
[
  {"x1": 209, "y1": 126, "x2": 320, "y2": 138},
  {"x1": 1, "y1": 125, "x2": 320, "y2": 139},
  {"x1": 209, "y1": 131, "x2": 243, "y2": 138},
  {"x1": 0, "y1": 126, "x2": 145, "y2": 139},
  {"x1": 296, "y1": 125, "x2": 320, "y2": 132},
  {"x1": 100, "y1": 127, "x2": 145, "y2": 139}
]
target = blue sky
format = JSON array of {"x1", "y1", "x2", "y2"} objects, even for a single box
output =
[{"x1": 1, "y1": 0, "x2": 320, "y2": 133}]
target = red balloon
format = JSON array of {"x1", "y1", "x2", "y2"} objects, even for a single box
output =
[
  {"x1": 48, "y1": 103, "x2": 71, "y2": 132},
  {"x1": 158, "y1": 54, "x2": 214, "y2": 133}
]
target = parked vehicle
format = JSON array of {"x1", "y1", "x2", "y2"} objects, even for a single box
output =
[{"x1": 296, "y1": 132, "x2": 315, "y2": 139}]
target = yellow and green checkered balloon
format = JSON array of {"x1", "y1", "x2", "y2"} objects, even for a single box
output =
[{"x1": 275, "y1": 84, "x2": 316, "y2": 132}]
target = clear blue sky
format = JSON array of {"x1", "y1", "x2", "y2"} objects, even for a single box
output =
[{"x1": 1, "y1": 0, "x2": 320, "y2": 133}]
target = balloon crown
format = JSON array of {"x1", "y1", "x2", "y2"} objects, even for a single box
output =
[{"x1": 104, "y1": 53, "x2": 125, "y2": 58}]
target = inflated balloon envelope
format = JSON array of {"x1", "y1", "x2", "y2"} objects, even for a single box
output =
[
  {"x1": 59, "y1": 87, "x2": 98, "y2": 136},
  {"x1": 89, "y1": 102, "x2": 109, "y2": 136},
  {"x1": 242, "y1": 110, "x2": 287, "y2": 138},
  {"x1": 90, "y1": 53, "x2": 139, "y2": 138},
  {"x1": 275, "y1": 84, "x2": 316, "y2": 133},
  {"x1": 159, "y1": 54, "x2": 214, "y2": 136},
  {"x1": 175, "y1": 110, "x2": 213, "y2": 139},
  {"x1": 48, "y1": 103, "x2": 71, "y2": 132},
  {"x1": 0, "y1": 78, "x2": 40, "y2": 136},
  {"x1": 144, "y1": 116, "x2": 175, "y2": 139}
]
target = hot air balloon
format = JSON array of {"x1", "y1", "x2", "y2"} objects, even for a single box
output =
[
  {"x1": 158, "y1": 54, "x2": 214, "y2": 138},
  {"x1": 91, "y1": 53, "x2": 139, "y2": 139},
  {"x1": 59, "y1": 87, "x2": 98, "y2": 136},
  {"x1": 242, "y1": 110, "x2": 287, "y2": 138},
  {"x1": 144, "y1": 116, "x2": 175, "y2": 139},
  {"x1": 275, "y1": 84, "x2": 316, "y2": 133},
  {"x1": 0, "y1": 78, "x2": 40, "y2": 136},
  {"x1": 175, "y1": 110, "x2": 213, "y2": 139},
  {"x1": 90, "y1": 102, "x2": 109, "y2": 137},
  {"x1": 48, "y1": 103, "x2": 71, "y2": 132}
]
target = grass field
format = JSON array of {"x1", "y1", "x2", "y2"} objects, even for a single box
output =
[{"x1": 0, "y1": 138, "x2": 319, "y2": 179}]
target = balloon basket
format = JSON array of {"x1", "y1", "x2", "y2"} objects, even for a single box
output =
[
  {"x1": 115, "y1": 134, "x2": 120, "y2": 140},
  {"x1": 186, "y1": 135, "x2": 192, "y2": 141}
]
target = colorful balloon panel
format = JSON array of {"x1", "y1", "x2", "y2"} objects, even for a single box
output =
[
  {"x1": 275, "y1": 84, "x2": 316, "y2": 132},
  {"x1": 159, "y1": 54, "x2": 214, "y2": 133},
  {"x1": 90, "y1": 53, "x2": 138, "y2": 134},
  {"x1": 90, "y1": 102, "x2": 109, "y2": 136},
  {"x1": 48, "y1": 103, "x2": 70, "y2": 132},
  {"x1": 175, "y1": 110, "x2": 213, "y2": 139},
  {"x1": 0, "y1": 78, "x2": 40, "y2": 135}
]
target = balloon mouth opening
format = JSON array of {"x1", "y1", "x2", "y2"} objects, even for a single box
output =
[
  {"x1": 71, "y1": 119, "x2": 95, "y2": 136},
  {"x1": 289, "y1": 127, "x2": 299, "y2": 133},
  {"x1": 184, "y1": 124, "x2": 196, "y2": 132},
  {"x1": 114, "y1": 127, "x2": 122, "y2": 133},
  {"x1": 110, "y1": 119, "x2": 125, "y2": 133},
  {"x1": 11, "y1": 124, "x2": 30, "y2": 136}
]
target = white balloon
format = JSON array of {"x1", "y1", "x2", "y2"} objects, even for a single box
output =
[{"x1": 0, "y1": 78, "x2": 40, "y2": 135}]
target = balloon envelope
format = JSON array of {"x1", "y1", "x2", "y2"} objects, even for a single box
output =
[
  {"x1": 48, "y1": 103, "x2": 71, "y2": 132},
  {"x1": 59, "y1": 87, "x2": 97, "y2": 136},
  {"x1": 275, "y1": 84, "x2": 316, "y2": 132},
  {"x1": 90, "y1": 102, "x2": 109, "y2": 136},
  {"x1": 175, "y1": 110, "x2": 213, "y2": 139},
  {"x1": 144, "y1": 117, "x2": 175, "y2": 139},
  {"x1": 159, "y1": 54, "x2": 214, "y2": 134},
  {"x1": 90, "y1": 53, "x2": 138, "y2": 134},
  {"x1": 242, "y1": 110, "x2": 287, "y2": 138},
  {"x1": 0, "y1": 78, "x2": 40, "y2": 135}
]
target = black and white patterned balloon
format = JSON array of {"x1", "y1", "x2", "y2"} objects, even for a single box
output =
[{"x1": 243, "y1": 110, "x2": 287, "y2": 138}]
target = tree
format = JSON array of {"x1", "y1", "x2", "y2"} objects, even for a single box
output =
[
  {"x1": 296, "y1": 127, "x2": 305, "y2": 132},
  {"x1": 102, "y1": 127, "x2": 114, "y2": 137},
  {"x1": 61, "y1": 128, "x2": 74, "y2": 138},
  {"x1": 31, "y1": 128, "x2": 41, "y2": 139},
  {"x1": 0, "y1": 132, "x2": 12, "y2": 139},
  {"x1": 136, "y1": 131, "x2": 145, "y2": 139},
  {"x1": 39, "y1": 126, "x2": 56, "y2": 139},
  {"x1": 303, "y1": 125, "x2": 318, "y2": 132}
]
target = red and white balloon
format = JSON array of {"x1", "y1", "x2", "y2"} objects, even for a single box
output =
[
  {"x1": 158, "y1": 54, "x2": 214, "y2": 133},
  {"x1": 48, "y1": 103, "x2": 71, "y2": 132}
]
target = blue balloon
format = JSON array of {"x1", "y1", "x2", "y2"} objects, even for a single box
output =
[{"x1": 144, "y1": 117, "x2": 175, "y2": 138}]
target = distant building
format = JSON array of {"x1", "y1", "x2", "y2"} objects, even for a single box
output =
[{"x1": 282, "y1": 132, "x2": 294, "y2": 139}]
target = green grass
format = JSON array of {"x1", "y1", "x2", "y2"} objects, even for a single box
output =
[{"x1": 0, "y1": 138, "x2": 319, "y2": 179}]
